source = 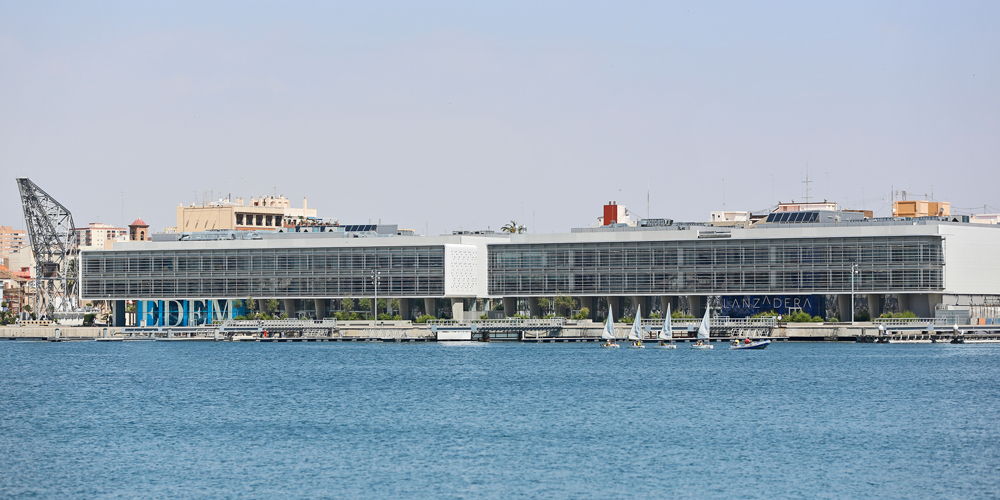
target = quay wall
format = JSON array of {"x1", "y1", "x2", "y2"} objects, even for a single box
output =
[
  {"x1": 0, "y1": 322, "x2": 880, "y2": 341},
  {"x1": 1, "y1": 326, "x2": 121, "y2": 340}
]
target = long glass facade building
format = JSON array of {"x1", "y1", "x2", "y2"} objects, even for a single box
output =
[
  {"x1": 80, "y1": 218, "x2": 1000, "y2": 324},
  {"x1": 487, "y1": 235, "x2": 945, "y2": 296},
  {"x1": 82, "y1": 245, "x2": 447, "y2": 299}
]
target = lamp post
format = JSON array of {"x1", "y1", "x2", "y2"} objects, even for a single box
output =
[
  {"x1": 371, "y1": 269, "x2": 380, "y2": 320},
  {"x1": 850, "y1": 262, "x2": 859, "y2": 324}
]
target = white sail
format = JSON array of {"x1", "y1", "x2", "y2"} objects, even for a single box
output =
[
  {"x1": 659, "y1": 304, "x2": 673, "y2": 340},
  {"x1": 602, "y1": 309, "x2": 616, "y2": 340},
  {"x1": 696, "y1": 304, "x2": 711, "y2": 340},
  {"x1": 628, "y1": 305, "x2": 642, "y2": 341}
]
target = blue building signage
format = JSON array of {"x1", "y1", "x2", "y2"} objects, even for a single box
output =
[
  {"x1": 720, "y1": 295, "x2": 826, "y2": 319},
  {"x1": 136, "y1": 299, "x2": 248, "y2": 327}
]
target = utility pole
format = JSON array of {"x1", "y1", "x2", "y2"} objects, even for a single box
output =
[
  {"x1": 851, "y1": 262, "x2": 859, "y2": 324},
  {"x1": 371, "y1": 269, "x2": 380, "y2": 320}
]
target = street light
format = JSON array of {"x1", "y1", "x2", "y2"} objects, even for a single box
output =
[
  {"x1": 850, "y1": 262, "x2": 859, "y2": 324},
  {"x1": 371, "y1": 269, "x2": 380, "y2": 320}
]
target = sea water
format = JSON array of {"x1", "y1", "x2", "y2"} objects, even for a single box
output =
[{"x1": 1, "y1": 341, "x2": 998, "y2": 499}]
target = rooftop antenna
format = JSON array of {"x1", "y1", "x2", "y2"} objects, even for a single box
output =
[
  {"x1": 802, "y1": 163, "x2": 812, "y2": 204},
  {"x1": 722, "y1": 178, "x2": 726, "y2": 207}
]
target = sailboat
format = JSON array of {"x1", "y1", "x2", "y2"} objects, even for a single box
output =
[
  {"x1": 628, "y1": 305, "x2": 644, "y2": 348},
  {"x1": 691, "y1": 303, "x2": 714, "y2": 349},
  {"x1": 600, "y1": 308, "x2": 620, "y2": 348},
  {"x1": 655, "y1": 304, "x2": 677, "y2": 349}
]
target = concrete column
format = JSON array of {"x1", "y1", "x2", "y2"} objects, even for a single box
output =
[
  {"x1": 867, "y1": 294, "x2": 884, "y2": 318},
  {"x1": 578, "y1": 297, "x2": 594, "y2": 319},
  {"x1": 631, "y1": 296, "x2": 649, "y2": 318},
  {"x1": 606, "y1": 296, "x2": 620, "y2": 320},
  {"x1": 451, "y1": 298, "x2": 464, "y2": 320},
  {"x1": 927, "y1": 293, "x2": 942, "y2": 318},
  {"x1": 838, "y1": 294, "x2": 853, "y2": 322},
  {"x1": 660, "y1": 296, "x2": 678, "y2": 317},
  {"x1": 905, "y1": 293, "x2": 933, "y2": 317},
  {"x1": 503, "y1": 297, "x2": 517, "y2": 318},
  {"x1": 687, "y1": 296, "x2": 703, "y2": 317},
  {"x1": 114, "y1": 300, "x2": 126, "y2": 327},
  {"x1": 257, "y1": 299, "x2": 266, "y2": 315},
  {"x1": 424, "y1": 298, "x2": 437, "y2": 318},
  {"x1": 896, "y1": 294, "x2": 910, "y2": 315},
  {"x1": 529, "y1": 297, "x2": 540, "y2": 318},
  {"x1": 283, "y1": 299, "x2": 296, "y2": 318},
  {"x1": 314, "y1": 299, "x2": 327, "y2": 319},
  {"x1": 398, "y1": 298, "x2": 411, "y2": 320}
]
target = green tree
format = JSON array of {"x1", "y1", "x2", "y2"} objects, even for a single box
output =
[
  {"x1": 537, "y1": 297, "x2": 551, "y2": 312},
  {"x1": 573, "y1": 307, "x2": 590, "y2": 320},
  {"x1": 265, "y1": 299, "x2": 279, "y2": 315},
  {"x1": 340, "y1": 298, "x2": 354, "y2": 312},
  {"x1": 554, "y1": 296, "x2": 576, "y2": 316}
]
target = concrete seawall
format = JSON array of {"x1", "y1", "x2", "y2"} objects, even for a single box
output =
[
  {"x1": 0, "y1": 326, "x2": 121, "y2": 340},
  {"x1": 0, "y1": 322, "x2": 881, "y2": 342}
]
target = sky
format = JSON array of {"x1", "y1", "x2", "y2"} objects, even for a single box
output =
[{"x1": 1, "y1": 1, "x2": 998, "y2": 235}]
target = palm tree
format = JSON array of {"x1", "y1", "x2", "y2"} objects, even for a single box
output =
[{"x1": 501, "y1": 220, "x2": 527, "y2": 234}]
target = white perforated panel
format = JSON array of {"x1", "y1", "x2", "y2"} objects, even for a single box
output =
[{"x1": 444, "y1": 244, "x2": 478, "y2": 296}]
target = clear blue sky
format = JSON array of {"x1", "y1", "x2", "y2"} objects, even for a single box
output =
[{"x1": 2, "y1": 1, "x2": 997, "y2": 234}]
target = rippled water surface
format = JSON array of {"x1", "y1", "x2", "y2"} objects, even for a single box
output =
[{"x1": 1, "y1": 341, "x2": 998, "y2": 499}]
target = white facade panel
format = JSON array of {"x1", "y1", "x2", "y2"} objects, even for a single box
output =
[
  {"x1": 444, "y1": 244, "x2": 478, "y2": 297},
  {"x1": 941, "y1": 225, "x2": 1000, "y2": 294}
]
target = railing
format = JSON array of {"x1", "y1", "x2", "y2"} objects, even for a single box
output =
[
  {"x1": 873, "y1": 318, "x2": 948, "y2": 327},
  {"x1": 426, "y1": 318, "x2": 566, "y2": 328},
  {"x1": 643, "y1": 317, "x2": 778, "y2": 328},
  {"x1": 221, "y1": 319, "x2": 338, "y2": 328}
]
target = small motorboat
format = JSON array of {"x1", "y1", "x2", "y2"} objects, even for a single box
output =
[
  {"x1": 729, "y1": 340, "x2": 771, "y2": 350},
  {"x1": 654, "y1": 341, "x2": 677, "y2": 349}
]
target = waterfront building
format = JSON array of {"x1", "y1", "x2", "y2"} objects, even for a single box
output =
[
  {"x1": 80, "y1": 208, "x2": 1000, "y2": 328},
  {"x1": 74, "y1": 222, "x2": 129, "y2": 250},
  {"x1": 168, "y1": 195, "x2": 318, "y2": 233},
  {"x1": 0, "y1": 226, "x2": 27, "y2": 268}
]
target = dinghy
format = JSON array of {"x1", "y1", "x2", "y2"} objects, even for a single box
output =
[
  {"x1": 691, "y1": 304, "x2": 713, "y2": 349},
  {"x1": 655, "y1": 304, "x2": 676, "y2": 349},
  {"x1": 600, "y1": 309, "x2": 620, "y2": 348},
  {"x1": 627, "y1": 305, "x2": 644, "y2": 348}
]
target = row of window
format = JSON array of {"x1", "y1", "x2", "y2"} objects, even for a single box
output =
[
  {"x1": 488, "y1": 236, "x2": 945, "y2": 295},
  {"x1": 489, "y1": 269, "x2": 943, "y2": 295},
  {"x1": 82, "y1": 276, "x2": 445, "y2": 299},
  {"x1": 489, "y1": 237, "x2": 943, "y2": 270},
  {"x1": 83, "y1": 247, "x2": 446, "y2": 275}
]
